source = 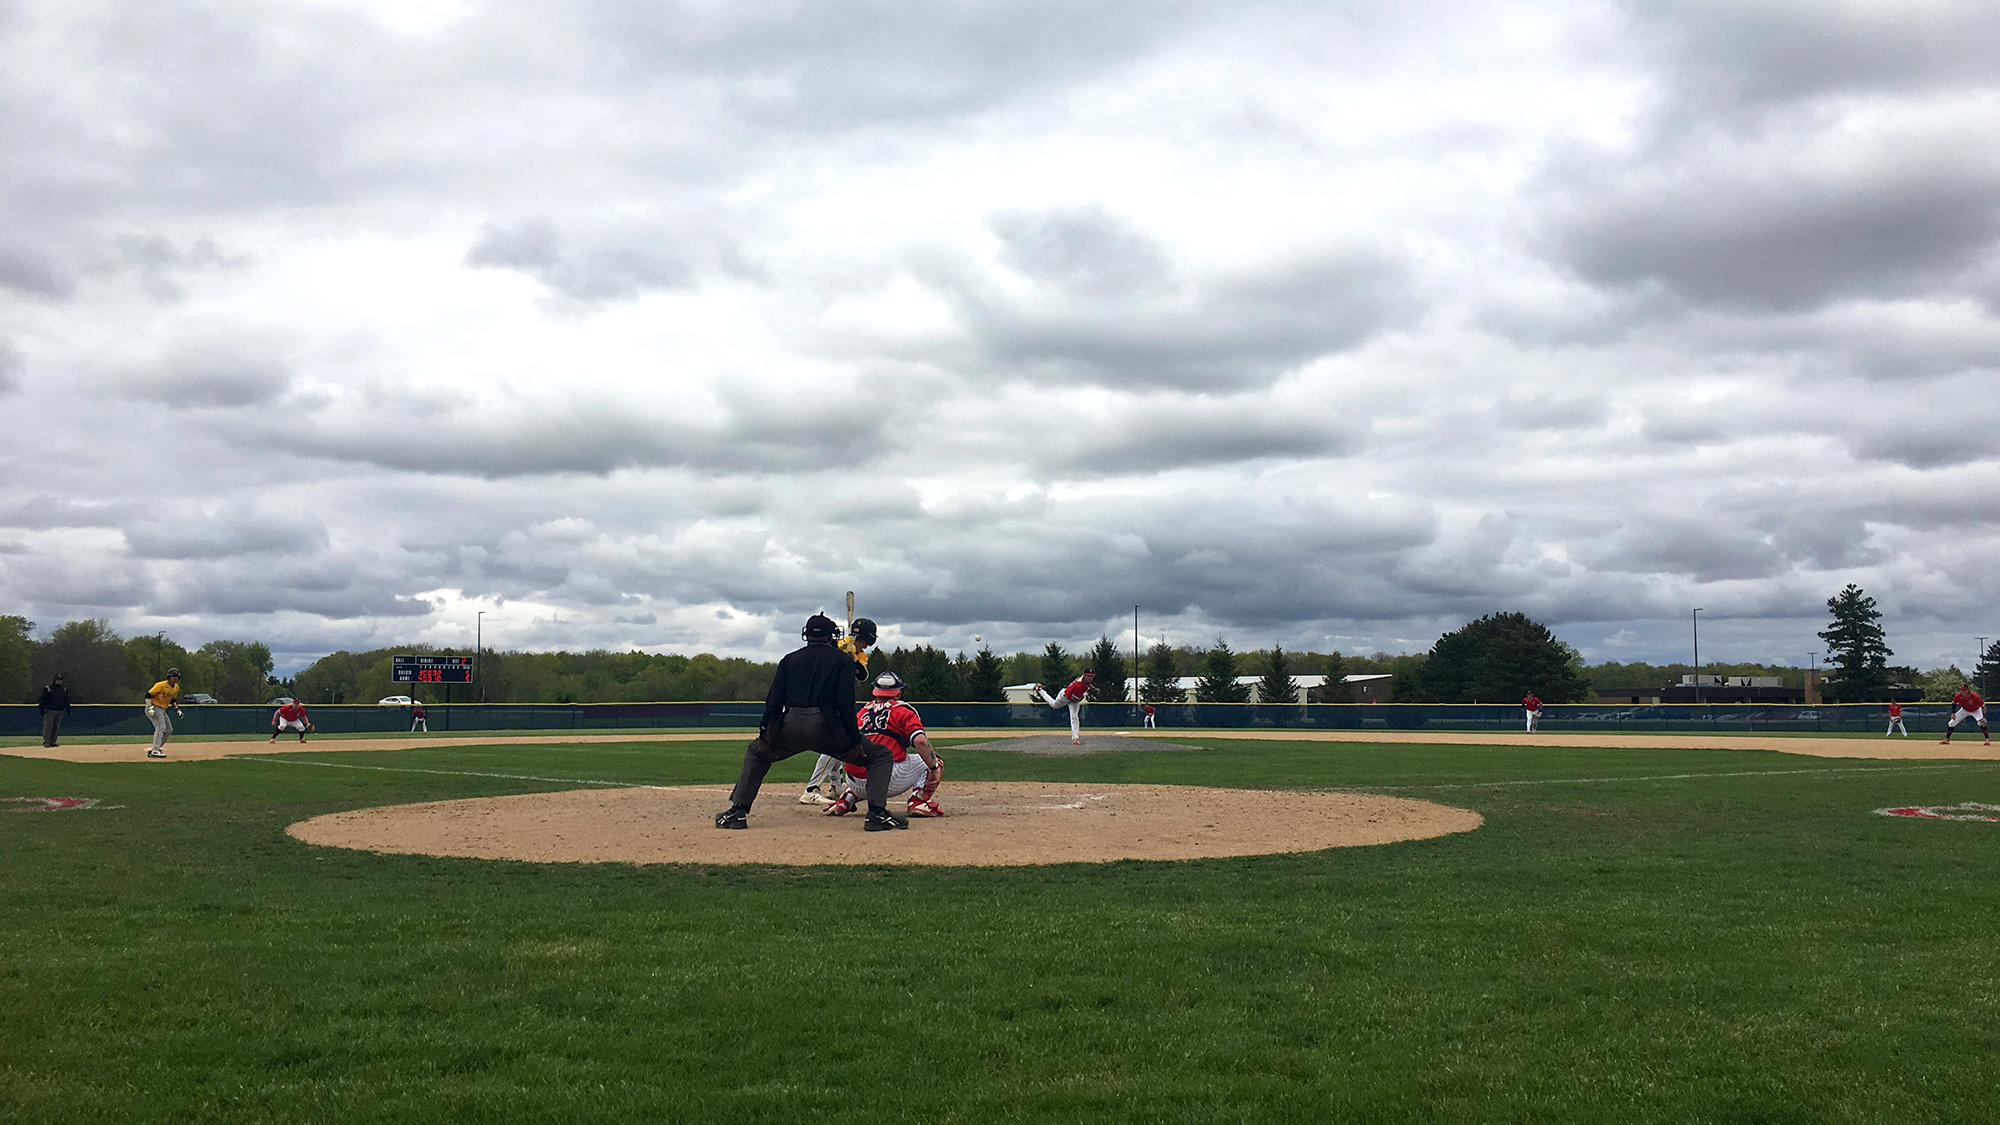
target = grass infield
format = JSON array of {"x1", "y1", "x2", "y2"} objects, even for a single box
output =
[{"x1": 4, "y1": 735, "x2": 1998, "y2": 1122}]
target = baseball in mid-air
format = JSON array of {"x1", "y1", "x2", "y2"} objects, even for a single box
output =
[{"x1": 974, "y1": 635, "x2": 982, "y2": 642}]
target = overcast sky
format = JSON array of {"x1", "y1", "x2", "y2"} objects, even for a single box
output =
[{"x1": 3, "y1": 0, "x2": 1997, "y2": 674}]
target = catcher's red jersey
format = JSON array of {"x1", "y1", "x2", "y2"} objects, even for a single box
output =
[
  {"x1": 1954, "y1": 689, "x2": 1985, "y2": 712},
  {"x1": 855, "y1": 699, "x2": 925, "y2": 762}
]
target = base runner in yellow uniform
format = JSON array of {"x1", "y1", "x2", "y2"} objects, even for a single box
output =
[{"x1": 144, "y1": 669, "x2": 183, "y2": 758}]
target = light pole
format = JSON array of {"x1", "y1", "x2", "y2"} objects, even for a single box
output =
[
  {"x1": 1133, "y1": 606, "x2": 1140, "y2": 704},
  {"x1": 1692, "y1": 609, "x2": 1704, "y2": 706},
  {"x1": 476, "y1": 611, "x2": 485, "y2": 704},
  {"x1": 1977, "y1": 637, "x2": 1989, "y2": 681},
  {"x1": 1806, "y1": 652, "x2": 1817, "y2": 708}
]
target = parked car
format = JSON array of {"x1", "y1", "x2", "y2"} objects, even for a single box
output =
[
  {"x1": 181, "y1": 693, "x2": 219, "y2": 705},
  {"x1": 378, "y1": 695, "x2": 420, "y2": 707},
  {"x1": 266, "y1": 697, "x2": 296, "y2": 707}
]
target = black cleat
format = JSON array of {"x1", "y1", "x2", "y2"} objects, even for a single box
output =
[
  {"x1": 714, "y1": 806, "x2": 748, "y2": 830},
  {"x1": 863, "y1": 809, "x2": 909, "y2": 831}
]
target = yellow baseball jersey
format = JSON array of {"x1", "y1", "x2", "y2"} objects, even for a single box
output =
[{"x1": 146, "y1": 680, "x2": 180, "y2": 707}]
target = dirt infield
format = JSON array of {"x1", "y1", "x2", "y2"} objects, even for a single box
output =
[
  {"x1": 12, "y1": 727, "x2": 1998, "y2": 764},
  {"x1": 286, "y1": 782, "x2": 1483, "y2": 867}
]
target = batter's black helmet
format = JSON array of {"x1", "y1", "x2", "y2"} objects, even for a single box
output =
[
  {"x1": 165, "y1": 667, "x2": 181, "y2": 677},
  {"x1": 871, "y1": 670, "x2": 905, "y2": 697},
  {"x1": 849, "y1": 617, "x2": 878, "y2": 648},
  {"x1": 802, "y1": 613, "x2": 842, "y2": 641}
]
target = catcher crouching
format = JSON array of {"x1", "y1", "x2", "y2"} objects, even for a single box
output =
[{"x1": 824, "y1": 670, "x2": 944, "y2": 819}]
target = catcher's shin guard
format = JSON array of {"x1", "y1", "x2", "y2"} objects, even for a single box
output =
[{"x1": 907, "y1": 757, "x2": 942, "y2": 816}]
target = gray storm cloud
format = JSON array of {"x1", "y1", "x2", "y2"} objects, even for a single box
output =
[{"x1": 0, "y1": 0, "x2": 1996, "y2": 671}]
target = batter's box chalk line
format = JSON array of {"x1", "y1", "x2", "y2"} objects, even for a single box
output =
[
  {"x1": 1877, "y1": 802, "x2": 2000, "y2": 822},
  {"x1": 1031, "y1": 794, "x2": 1111, "y2": 810}
]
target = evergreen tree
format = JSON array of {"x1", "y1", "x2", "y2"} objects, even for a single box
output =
[
  {"x1": 1194, "y1": 641, "x2": 1250, "y2": 702},
  {"x1": 1817, "y1": 584, "x2": 1893, "y2": 703},
  {"x1": 900, "y1": 644, "x2": 959, "y2": 701},
  {"x1": 1313, "y1": 650, "x2": 1355, "y2": 703},
  {"x1": 1038, "y1": 642, "x2": 1074, "y2": 693},
  {"x1": 1419, "y1": 612, "x2": 1589, "y2": 703},
  {"x1": 964, "y1": 646, "x2": 1007, "y2": 702},
  {"x1": 1255, "y1": 644, "x2": 1298, "y2": 705},
  {"x1": 1140, "y1": 642, "x2": 1184, "y2": 703},
  {"x1": 1086, "y1": 635, "x2": 1127, "y2": 703},
  {"x1": 1975, "y1": 641, "x2": 2000, "y2": 699},
  {"x1": 0, "y1": 615, "x2": 33, "y2": 704}
]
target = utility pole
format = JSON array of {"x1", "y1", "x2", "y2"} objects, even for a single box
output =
[
  {"x1": 1692, "y1": 608, "x2": 1704, "y2": 706},
  {"x1": 1132, "y1": 606, "x2": 1140, "y2": 704}
]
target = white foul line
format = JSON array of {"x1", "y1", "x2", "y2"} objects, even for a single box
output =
[
  {"x1": 1343, "y1": 762, "x2": 1990, "y2": 792},
  {"x1": 230, "y1": 755, "x2": 676, "y2": 790}
]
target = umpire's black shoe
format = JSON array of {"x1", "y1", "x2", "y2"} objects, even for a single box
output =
[
  {"x1": 714, "y1": 805, "x2": 749, "y2": 830},
  {"x1": 863, "y1": 809, "x2": 908, "y2": 831}
]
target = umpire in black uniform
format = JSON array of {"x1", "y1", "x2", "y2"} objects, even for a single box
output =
[
  {"x1": 39, "y1": 673, "x2": 71, "y2": 748},
  {"x1": 716, "y1": 613, "x2": 907, "y2": 831}
]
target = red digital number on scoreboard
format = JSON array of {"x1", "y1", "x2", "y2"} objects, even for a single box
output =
[{"x1": 419, "y1": 670, "x2": 442, "y2": 682}]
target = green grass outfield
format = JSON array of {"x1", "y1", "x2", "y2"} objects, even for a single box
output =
[{"x1": 4, "y1": 735, "x2": 1998, "y2": 1123}]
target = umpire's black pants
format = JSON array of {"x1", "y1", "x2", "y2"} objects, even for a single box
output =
[{"x1": 730, "y1": 710, "x2": 892, "y2": 811}]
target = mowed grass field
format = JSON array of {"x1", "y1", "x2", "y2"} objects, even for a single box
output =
[{"x1": 4, "y1": 736, "x2": 1999, "y2": 1123}]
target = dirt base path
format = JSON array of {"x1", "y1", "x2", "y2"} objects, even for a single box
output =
[
  {"x1": 287, "y1": 782, "x2": 1482, "y2": 867},
  {"x1": 11, "y1": 728, "x2": 1995, "y2": 765}
]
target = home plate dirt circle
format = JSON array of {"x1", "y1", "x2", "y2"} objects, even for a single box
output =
[{"x1": 287, "y1": 783, "x2": 1481, "y2": 867}]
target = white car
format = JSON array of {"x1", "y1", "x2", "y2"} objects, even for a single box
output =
[{"x1": 378, "y1": 695, "x2": 421, "y2": 707}]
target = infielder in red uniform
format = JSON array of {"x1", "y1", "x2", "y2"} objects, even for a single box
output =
[
  {"x1": 270, "y1": 700, "x2": 313, "y2": 743},
  {"x1": 1034, "y1": 670, "x2": 1095, "y2": 744},
  {"x1": 1522, "y1": 692, "x2": 1543, "y2": 733},
  {"x1": 1941, "y1": 685, "x2": 1990, "y2": 745},
  {"x1": 1142, "y1": 703, "x2": 1156, "y2": 729},
  {"x1": 1886, "y1": 700, "x2": 1907, "y2": 737},
  {"x1": 826, "y1": 671, "x2": 944, "y2": 818}
]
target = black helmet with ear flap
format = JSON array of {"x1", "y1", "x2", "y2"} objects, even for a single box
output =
[{"x1": 849, "y1": 617, "x2": 878, "y2": 648}]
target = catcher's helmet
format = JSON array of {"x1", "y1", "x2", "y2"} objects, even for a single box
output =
[
  {"x1": 849, "y1": 617, "x2": 878, "y2": 648},
  {"x1": 802, "y1": 613, "x2": 842, "y2": 641},
  {"x1": 871, "y1": 670, "x2": 905, "y2": 697}
]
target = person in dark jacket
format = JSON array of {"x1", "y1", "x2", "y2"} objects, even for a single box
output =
[
  {"x1": 715, "y1": 613, "x2": 905, "y2": 832},
  {"x1": 38, "y1": 673, "x2": 71, "y2": 747}
]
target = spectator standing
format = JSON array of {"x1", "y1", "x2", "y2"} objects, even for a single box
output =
[{"x1": 38, "y1": 673, "x2": 71, "y2": 747}]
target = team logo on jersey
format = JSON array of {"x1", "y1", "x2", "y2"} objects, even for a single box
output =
[{"x1": 1876, "y1": 802, "x2": 2000, "y2": 822}]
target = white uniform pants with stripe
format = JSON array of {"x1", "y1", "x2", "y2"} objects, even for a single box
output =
[
  {"x1": 836, "y1": 754, "x2": 929, "y2": 801},
  {"x1": 1524, "y1": 708, "x2": 1541, "y2": 732},
  {"x1": 146, "y1": 704, "x2": 172, "y2": 751},
  {"x1": 1887, "y1": 717, "x2": 1906, "y2": 736},
  {"x1": 1037, "y1": 687, "x2": 1083, "y2": 739}
]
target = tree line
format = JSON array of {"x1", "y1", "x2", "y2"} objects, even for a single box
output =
[
  {"x1": 8, "y1": 590, "x2": 1991, "y2": 706},
  {"x1": 0, "y1": 617, "x2": 275, "y2": 704}
]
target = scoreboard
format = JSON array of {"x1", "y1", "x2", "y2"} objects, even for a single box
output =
[{"x1": 392, "y1": 655, "x2": 474, "y2": 684}]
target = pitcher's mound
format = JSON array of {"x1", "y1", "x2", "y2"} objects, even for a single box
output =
[{"x1": 288, "y1": 782, "x2": 1480, "y2": 867}]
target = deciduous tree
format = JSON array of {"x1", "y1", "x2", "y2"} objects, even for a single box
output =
[{"x1": 0, "y1": 615, "x2": 33, "y2": 703}]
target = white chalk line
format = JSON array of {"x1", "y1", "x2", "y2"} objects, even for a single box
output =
[
  {"x1": 1338, "y1": 762, "x2": 1992, "y2": 792},
  {"x1": 231, "y1": 755, "x2": 685, "y2": 791}
]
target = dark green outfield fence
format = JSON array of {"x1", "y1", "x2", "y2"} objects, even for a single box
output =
[{"x1": 0, "y1": 701, "x2": 1953, "y2": 739}]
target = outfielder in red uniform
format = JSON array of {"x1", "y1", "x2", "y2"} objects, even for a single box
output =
[
  {"x1": 1142, "y1": 703, "x2": 1156, "y2": 730},
  {"x1": 269, "y1": 700, "x2": 312, "y2": 743},
  {"x1": 1941, "y1": 686, "x2": 1990, "y2": 745},
  {"x1": 1522, "y1": 692, "x2": 1543, "y2": 733},
  {"x1": 1886, "y1": 700, "x2": 1907, "y2": 737},
  {"x1": 827, "y1": 671, "x2": 943, "y2": 818},
  {"x1": 1034, "y1": 670, "x2": 1095, "y2": 744}
]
